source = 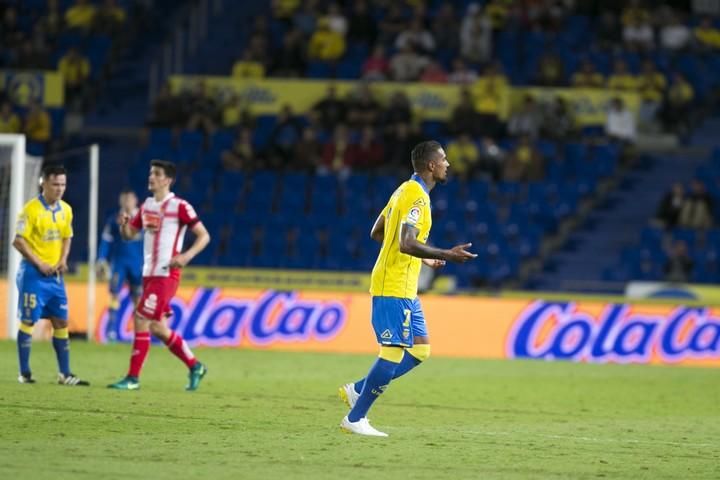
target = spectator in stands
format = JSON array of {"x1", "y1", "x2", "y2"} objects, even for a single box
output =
[
  {"x1": 14, "y1": 39, "x2": 50, "y2": 70},
  {"x1": 460, "y1": 3, "x2": 492, "y2": 64},
  {"x1": 347, "y1": 126, "x2": 384, "y2": 170},
  {"x1": 221, "y1": 127, "x2": 254, "y2": 172},
  {"x1": 472, "y1": 72, "x2": 506, "y2": 138},
  {"x1": 694, "y1": 17, "x2": 720, "y2": 51},
  {"x1": 39, "y1": 0, "x2": 65, "y2": 42},
  {"x1": 272, "y1": 0, "x2": 301, "y2": 24},
  {"x1": 637, "y1": 60, "x2": 666, "y2": 130},
  {"x1": 504, "y1": 135, "x2": 544, "y2": 182},
  {"x1": 572, "y1": 60, "x2": 605, "y2": 88},
  {"x1": 222, "y1": 94, "x2": 253, "y2": 129},
  {"x1": 542, "y1": 97, "x2": 575, "y2": 141},
  {"x1": 596, "y1": 10, "x2": 621, "y2": 49},
  {"x1": 346, "y1": 83, "x2": 381, "y2": 128},
  {"x1": 448, "y1": 58, "x2": 478, "y2": 85},
  {"x1": 293, "y1": 126, "x2": 323, "y2": 172},
  {"x1": 450, "y1": 88, "x2": 480, "y2": 136},
  {"x1": 0, "y1": 102, "x2": 21, "y2": 134},
  {"x1": 378, "y1": 3, "x2": 406, "y2": 45},
  {"x1": 184, "y1": 81, "x2": 219, "y2": 134},
  {"x1": 390, "y1": 45, "x2": 428, "y2": 82},
  {"x1": 535, "y1": 52, "x2": 565, "y2": 86},
  {"x1": 147, "y1": 83, "x2": 182, "y2": 128},
  {"x1": 319, "y1": 123, "x2": 352, "y2": 178},
  {"x1": 508, "y1": 95, "x2": 541, "y2": 139},
  {"x1": 664, "y1": 240, "x2": 694, "y2": 282},
  {"x1": 608, "y1": 60, "x2": 638, "y2": 92},
  {"x1": 312, "y1": 85, "x2": 347, "y2": 131},
  {"x1": 621, "y1": 0, "x2": 651, "y2": 26},
  {"x1": 395, "y1": 17, "x2": 436, "y2": 55},
  {"x1": 432, "y1": 3, "x2": 459, "y2": 54},
  {"x1": 362, "y1": 45, "x2": 390, "y2": 81},
  {"x1": 94, "y1": 0, "x2": 126, "y2": 35},
  {"x1": 478, "y1": 137, "x2": 506, "y2": 182},
  {"x1": 661, "y1": 72, "x2": 694, "y2": 133},
  {"x1": 271, "y1": 28, "x2": 306, "y2": 77},
  {"x1": 384, "y1": 122, "x2": 422, "y2": 172},
  {"x1": 605, "y1": 97, "x2": 637, "y2": 144},
  {"x1": 347, "y1": 0, "x2": 377, "y2": 46},
  {"x1": 233, "y1": 50, "x2": 266, "y2": 78},
  {"x1": 420, "y1": 61, "x2": 448, "y2": 83},
  {"x1": 380, "y1": 91, "x2": 412, "y2": 128},
  {"x1": 679, "y1": 179, "x2": 713, "y2": 229},
  {"x1": 308, "y1": 17, "x2": 345, "y2": 62},
  {"x1": 268, "y1": 104, "x2": 303, "y2": 168},
  {"x1": 325, "y1": 2, "x2": 348, "y2": 37},
  {"x1": 656, "y1": 182, "x2": 686, "y2": 229},
  {"x1": 446, "y1": 134, "x2": 480, "y2": 180},
  {"x1": 58, "y1": 47, "x2": 91, "y2": 111},
  {"x1": 485, "y1": 0, "x2": 510, "y2": 31},
  {"x1": 24, "y1": 100, "x2": 52, "y2": 147},
  {"x1": 65, "y1": 0, "x2": 97, "y2": 32},
  {"x1": 622, "y1": 16, "x2": 654, "y2": 51},
  {"x1": 660, "y1": 12, "x2": 691, "y2": 52},
  {"x1": 292, "y1": 0, "x2": 318, "y2": 36},
  {"x1": 2, "y1": 7, "x2": 24, "y2": 51}
]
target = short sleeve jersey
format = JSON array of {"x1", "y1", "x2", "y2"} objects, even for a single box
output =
[{"x1": 15, "y1": 196, "x2": 73, "y2": 266}]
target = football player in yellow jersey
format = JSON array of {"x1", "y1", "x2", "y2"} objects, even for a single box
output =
[
  {"x1": 13, "y1": 165, "x2": 89, "y2": 386},
  {"x1": 339, "y1": 141, "x2": 476, "y2": 437}
]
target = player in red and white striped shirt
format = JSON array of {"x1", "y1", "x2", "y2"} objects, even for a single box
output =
[{"x1": 108, "y1": 160, "x2": 211, "y2": 391}]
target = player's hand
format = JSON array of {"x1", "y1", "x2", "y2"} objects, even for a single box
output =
[
  {"x1": 445, "y1": 243, "x2": 478, "y2": 263},
  {"x1": 54, "y1": 261, "x2": 69, "y2": 275},
  {"x1": 36, "y1": 262, "x2": 55, "y2": 276},
  {"x1": 169, "y1": 253, "x2": 190, "y2": 269},
  {"x1": 96, "y1": 260, "x2": 109, "y2": 281},
  {"x1": 423, "y1": 258, "x2": 446, "y2": 269},
  {"x1": 117, "y1": 211, "x2": 130, "y2": 226}
]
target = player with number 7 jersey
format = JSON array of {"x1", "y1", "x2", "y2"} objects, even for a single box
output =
[{"x1": 108, "y1": 159, "x2": 211, "y2": 391}]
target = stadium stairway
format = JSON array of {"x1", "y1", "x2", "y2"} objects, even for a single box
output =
[{"x1": 527, "y1": 150, "x2": 707, "y2": 293}]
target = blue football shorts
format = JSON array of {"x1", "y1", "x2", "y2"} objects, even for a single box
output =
[
  {"x1": 16, "y1": 260, "x2": 68, "y2": 324},
  {"x1": 371, "y1": 296, "x2": 428, "y2": 348}
]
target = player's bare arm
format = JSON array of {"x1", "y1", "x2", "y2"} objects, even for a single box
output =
[
  {"x1": 54, "y1": 237, "x2": 71, "y2": 274},
  {"x1": 169, "y1": 222, "x2": 211, "y2": 268},
  {"x1": 399, "y1": 224, "x2": 477, "y2": 263},
  {"x1": 370, "y1": 213, "x2": 385, "y2": 243},
  {"x1": 117, "y1": 211, "x2": 140, "y2": 240},
  {"x1": 12, "y1": 235, "x2": 55, "y2": 275}
]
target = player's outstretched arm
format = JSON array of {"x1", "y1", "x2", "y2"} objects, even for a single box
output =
[
  {"x1": 12, "y1": 235, "x2": 55, "y2": 275},
  {"x1": 370, "y1": 213, "x2": 385, "y2": 243},
  {"x1": 169, "y1": 222, "x2": 211, "y2": 268},
  {"x1": 399, "y1": 224, "x2": 477, "y2": 263}
]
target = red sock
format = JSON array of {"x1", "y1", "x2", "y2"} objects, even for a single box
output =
[
  {"x1": 164, "y1": 331, "x2": 197, "y2": 369},
  {"x1": 128, "y1": 332, "x2": 151, "y2": 378}
]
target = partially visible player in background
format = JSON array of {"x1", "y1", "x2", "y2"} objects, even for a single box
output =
[
  {"x1": 339, "y1": 141, "x2": 476, "y2": 436},
  {"x1": 97, "y1": 189, "x2": 143, "y2": 341},
  {"x1": 108, "y1": 160, "x2": 210, "y2": 391},
  {"x1": 13, "y1": 165, "x2": 89, "y2": 385}
]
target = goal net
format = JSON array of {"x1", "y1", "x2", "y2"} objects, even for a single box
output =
[{"x1": 1, "y1": 135, "x2": 99, "y2": 340}]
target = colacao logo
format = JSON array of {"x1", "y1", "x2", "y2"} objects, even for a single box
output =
[
  {"x1": 507, "y1": 301, "x2": 720, "y2": 363},
  {"x1": 241, "y1": 86, "x2": 277, "y2": 104},
  {"x1": 100, "y1": 289, "x2": 347, "y2": 347},
  {"x1": 411, "y1": 92, "x2": 448, "y2": 111}
]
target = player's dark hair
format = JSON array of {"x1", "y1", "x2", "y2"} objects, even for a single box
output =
[
  {"x1": 411, "y1": 141, "x2": 442, "y2": 172},
  {"x1": 120, "y1": 187, "x2": 136, "y2": 195},
  {"x1": 150, "y1": 159, "x2": 177, "y2": 180},
  {"x1": 42, "y1": 164, "x2": 67, "y2": 178}
]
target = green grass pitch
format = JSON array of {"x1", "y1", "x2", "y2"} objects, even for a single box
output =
[{"x1": 0, "y1": 340, "x2": 718, "y2": 479}]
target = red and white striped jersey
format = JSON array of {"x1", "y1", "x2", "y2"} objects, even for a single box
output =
[{"x1": 129, "y1": 193, "x2": 200, "y2": 279}]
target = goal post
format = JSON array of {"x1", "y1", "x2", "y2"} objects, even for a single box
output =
[{"x1": 2, "y1": 134, "x2": 27, "y2": 339}]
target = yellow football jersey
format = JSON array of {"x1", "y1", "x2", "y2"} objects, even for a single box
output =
[
  {"x1": 370, "y1": 175, "x2": 432, "y2": 299},
  {"x1": 15, "y1": 196, "x2": 73, "y2": 266}
]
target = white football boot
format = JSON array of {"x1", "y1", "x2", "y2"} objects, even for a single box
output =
[
  {"x1": 340, "y1": 416, "x2": 388, "y2": 437},
  {"x1": 338, "y1": 383, "x2": 360, "y2": 408}
]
